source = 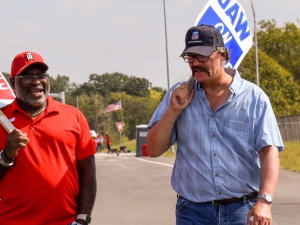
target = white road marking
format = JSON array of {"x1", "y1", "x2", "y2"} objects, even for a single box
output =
[{"x1": 135, "y1": 158, "x2": 173, "y2": 167}]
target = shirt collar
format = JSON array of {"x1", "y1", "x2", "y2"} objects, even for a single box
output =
[
  {"x1": 226, "y1": 68, "x2": 242, "y2": 95},
  {"x1": 10, "y1": 95, "x2": 58, "y2": 115}
]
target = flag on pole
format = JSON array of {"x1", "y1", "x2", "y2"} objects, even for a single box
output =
[
  {"x1": 194, "y1": 0, "x2": 253, "y2": 68},
  {"x1": 106, "y1": 100, "x2": 122, "y2": 113},
  {"x1": 0, "y1": 71, "x2": 15, "y2": 108}
]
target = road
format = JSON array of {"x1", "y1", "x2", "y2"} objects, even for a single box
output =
[{"x1": 91, "y1": 153, "x2": 300, "y2": 225}]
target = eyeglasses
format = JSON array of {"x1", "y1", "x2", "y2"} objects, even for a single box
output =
[
  {"x1": 182, "y1": 50, "x2": 216, "y2": 63},
  {"x1": 15, "y1": 74, "x2": 49, "y2": 84}
]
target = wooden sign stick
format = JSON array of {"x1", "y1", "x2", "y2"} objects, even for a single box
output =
[{"x1": 0, "y1": 109, "x2": 15, "y2": 133}]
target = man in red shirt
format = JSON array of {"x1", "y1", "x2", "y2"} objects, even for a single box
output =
[
  {"x1": 106, "y1": 133, "x2": 111, "y2": 153},
  {"x1": 0, "y1": 51, "x2": 96, "y2": 225}
]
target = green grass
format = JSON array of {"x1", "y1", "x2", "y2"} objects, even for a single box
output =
[
  {"x1": 112, "y1": 139, "x2": 300, "y2": 173},
  {"x1": 280, "y1": 141, "x2": 300, "y2": 173},
  {"x1": 111, "y1": 139, "x2": 137, "y2": 153}
]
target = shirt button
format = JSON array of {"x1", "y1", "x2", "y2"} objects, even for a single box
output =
[
  {"x1": 213, "y1": 153, "x2": 216, "y2": 156},
  {"x1": 211, "y1": 115, "x2": 214, "y2": 118},
  {"x1": 215, "y1": 173, "x2": 218, "y2": 177},
  {"x1": 212, "y1": 134, "x2": 215, "y2": 137},
  {"x1": 218, "y1": 192, "x2": 222, "y2": 195}
]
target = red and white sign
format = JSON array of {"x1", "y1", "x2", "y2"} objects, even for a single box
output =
[
  {"x1": 116, "y1": 122, "x2": 124, "y2": 133},
  {"x1": 0, "y1": 72, "x2": 15, "y2": 108}
]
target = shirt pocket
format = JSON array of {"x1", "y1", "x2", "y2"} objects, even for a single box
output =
[{"x1": 223, "y1": 119, "x2": 253, "y2": 150}]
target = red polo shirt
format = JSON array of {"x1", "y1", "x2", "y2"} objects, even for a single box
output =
[{"x1": 0, "y1": 96, "x2": 96, "y2": 225}]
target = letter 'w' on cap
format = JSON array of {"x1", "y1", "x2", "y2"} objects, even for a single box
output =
[
  {"x1": 10, "y1": 51, "x2": 49, "y2": 78},
  {"x1": 180, "y1": 24, "x2": 225, "y2": 57}
]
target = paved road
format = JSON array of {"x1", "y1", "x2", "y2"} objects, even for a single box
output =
[{"x1": 91, "y1": 153, "x2": 300, "y2": 225}]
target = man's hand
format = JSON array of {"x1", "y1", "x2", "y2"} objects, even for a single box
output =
[
  {"x1": 247, "y1": 200, "x2": 272, "y2": 225},
  {"x1": 171, "y1": 83, "x2": 195, "y2": 110},
  {"x1": 5, "y1": 128, "x2": 29, "y2": 159}
]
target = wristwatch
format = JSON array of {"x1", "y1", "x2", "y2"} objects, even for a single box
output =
[
  {"x1": 0, "y1": 150, "x2": 14, "y2": 167},
  {"x1": 76, "y1": 214, "x2": 91, "y2": 224},
  {"x1": 257, "y1": 193, "x2": 273, "y2": 203}
]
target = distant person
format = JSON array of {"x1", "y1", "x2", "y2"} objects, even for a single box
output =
[
  {"x1": 147, "y1": 25, "x2": 284, "y2": 225},
  {"x1": 96, "y1": 133, "x2": 103, "y2": 152},
  {"x1": 106, "y1": 133, "x2": 111, "y2": 153},
  {"x1": 93, "y1": 136, "x2": 98, "y2": 152},
  {"x1": 0, "y1": 51, "x2": 97, "y2": 225}
]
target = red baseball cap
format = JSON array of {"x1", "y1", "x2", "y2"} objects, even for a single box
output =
[{"x1": 11, "y1": 51, "x2": 49, "y2": 78}]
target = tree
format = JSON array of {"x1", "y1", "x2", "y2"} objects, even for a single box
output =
[
  {"x1": 239, "y1": 47, "x2": 300, "y2": 116},
  {"x1": 258, "y1": 20, "x2": 300, "y2": 82},
  {"x1": 87, "y1": 72, "x2": 151, "y2": 97},
  {"x1": 49, "y1": 75, "x2": 71, "y2": 93}
]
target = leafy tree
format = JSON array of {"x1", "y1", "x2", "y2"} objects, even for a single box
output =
[
  {"x1": 87, "y1": 72, "x2": 151, "y2": 97},
  {"x1": 258, "y1": 20, "x2": 300, "y2": 82},
  {"x1": 49, "y1": 75, "x2": 71, "y2": 93},
  {"x1": 239, "y1": 47, "x2": 300, "y2": 116},
  {"x1": 151, "y1": 86, "x2": 164, "y2": 93},
  {"x1": 107, "y1": 92, "x2": 159, "y2": 139}
]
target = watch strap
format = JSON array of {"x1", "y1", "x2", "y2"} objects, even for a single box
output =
[
  {"x1": 76, "y1": 214, "x2": 91, "y2": 224},
  {"x1": 0, "y1": 151, "x2": 14, "y2": 167},
  {"x1": 257, "y1": 193, "x2": 273, "y2": 203}
]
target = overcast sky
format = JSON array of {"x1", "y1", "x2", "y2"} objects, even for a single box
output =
[{"x1": 0, "y1": 0, "x2": 299, "y2": 90}]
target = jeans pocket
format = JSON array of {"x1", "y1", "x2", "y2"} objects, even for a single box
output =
[
  {"x1": 176, "y1": 197, "x2": 190, "y2": 212},
  {"x1": 247, "y1": 199, "x2": 257, "y2": 209}
]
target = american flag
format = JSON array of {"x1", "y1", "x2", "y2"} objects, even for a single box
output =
[{"x1": 106, "y1": 100, "x2": 122, "y2": 113}]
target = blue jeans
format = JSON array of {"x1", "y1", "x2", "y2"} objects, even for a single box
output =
[{"x1": 176, "y1": 196, "x2": 256, "y2": 225}]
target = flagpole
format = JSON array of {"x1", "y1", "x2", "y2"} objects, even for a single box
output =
[
  {"x1": 250, "y1": 0, "x2": 259, "y2": 86},
  {"x1": 120, "y1": 99, "x2": 124, "y2": 141}
]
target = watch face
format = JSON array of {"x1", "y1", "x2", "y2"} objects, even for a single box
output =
[{"x1": 266, "y1": 195, "x2": 272, "y2": 202}]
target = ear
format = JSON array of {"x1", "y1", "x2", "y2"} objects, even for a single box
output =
[{"x1": 9, "y1": 77, "x2": 16, "y2": 90}]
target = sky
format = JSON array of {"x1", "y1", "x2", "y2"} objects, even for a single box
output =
[{"x1": 0, "y1": 0, "x2": 299, "y2": 90}]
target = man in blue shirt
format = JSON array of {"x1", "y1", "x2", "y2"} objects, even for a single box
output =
[{"x1": 147, "y1": 24, "x2": 283, "y2": 225}]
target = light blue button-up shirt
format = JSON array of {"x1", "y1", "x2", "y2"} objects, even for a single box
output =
[{"x1": 148, "y1": 69, "x2": 284, "y2": 202}]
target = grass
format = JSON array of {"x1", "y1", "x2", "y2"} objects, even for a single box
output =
[
  {"x1": 112, "y1": 139, "x2": 300, "y2": 173},
  {"x1": 280, "y1": 141, "x2": 300, "y2": 173},
  {"x1": 111, "y1": 139, "x2": 137, "y2": 153}
]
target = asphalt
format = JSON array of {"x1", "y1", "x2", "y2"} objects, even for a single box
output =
[{"x1": 91, "y1": 153, "x2": 300, "y2": 225}]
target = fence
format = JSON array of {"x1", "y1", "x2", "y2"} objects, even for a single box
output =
[{"x1": 277, "y1": 115, "x2": 300, "y2": 141}]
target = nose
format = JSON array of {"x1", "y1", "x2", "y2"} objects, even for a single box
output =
[{"x1": 31, "y1": 76, "x2": 42, "y2": 84}]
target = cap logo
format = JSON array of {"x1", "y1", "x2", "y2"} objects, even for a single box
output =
[
  {"x1": 25, "y1": 53, "x2": 34, "y2": 61},
  {"x1": 191, "y1": 31, "x2": 199, "y2": 40}
]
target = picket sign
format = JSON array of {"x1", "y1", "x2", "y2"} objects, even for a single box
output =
[
  {"x1": 0, "y1": 72, "x2": 15, "y2": 108},
  {"x1": 195, "y1": 0, "x2": 253, "y2": 68}
]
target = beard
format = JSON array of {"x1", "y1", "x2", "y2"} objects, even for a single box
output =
[
  {"x1": 192, "y1": 65, "x2": 212, "y2": 77},
  {"x1": 15, "y1": 83, "x2": 50, "y2": 107}
]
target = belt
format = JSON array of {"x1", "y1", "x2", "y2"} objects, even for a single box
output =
[{"x1": 177, "y1": 192, "x2": 258, "y2": 205}]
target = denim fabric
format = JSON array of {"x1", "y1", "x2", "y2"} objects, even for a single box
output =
[
  {"x1": 69, "y1": 222, "x2": 84, "y2": 225},
  {"x1": 148, "y1": 69, "x2": 284, "y2": 203},
  {"x1": 176, "y1": 196, "x2": 256, "y2": 225}
]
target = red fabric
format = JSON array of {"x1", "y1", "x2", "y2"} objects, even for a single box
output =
[
  {"x1": 10, "y1": 51, "x2": 48, "y2": 78},
  {"x1": 106, "y1": 135, "x2": 110, "y2": 145},
  {"x1": 0, "y1": 96, "x2": 96, "y2": 225}
]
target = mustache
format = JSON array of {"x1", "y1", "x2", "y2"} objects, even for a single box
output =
[{"x1": 192, "y1": 66, "x2": 212, "y2": 76}]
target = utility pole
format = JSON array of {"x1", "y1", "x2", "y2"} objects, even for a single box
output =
[
  {"x1": 250, "y1": 0, "x2": 259, "y2": 86},
  {"x1": 163, "y1": 0, "x2": 170, "y2": 90}
]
